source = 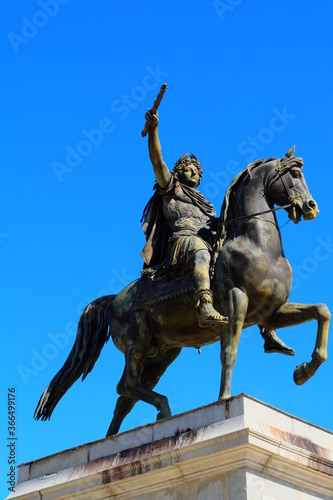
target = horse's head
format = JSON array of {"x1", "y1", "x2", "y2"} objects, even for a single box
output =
[{"x1": 266, "y1": 146, "x2": 319, "y2": 224}]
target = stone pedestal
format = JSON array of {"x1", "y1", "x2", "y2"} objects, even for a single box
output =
[{"x1": 8, "y1": 394, "x2": 333, "y2": 499}]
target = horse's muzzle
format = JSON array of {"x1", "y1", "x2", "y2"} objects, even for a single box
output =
[{"x1": 288, "y1": 195, "x2": 319, "y2": 223}]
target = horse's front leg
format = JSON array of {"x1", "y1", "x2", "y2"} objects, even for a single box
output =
[
  {"x1": 263, "y1": 302, "x2": 330, "y2": 385},
  {"x1": 219, "y1": 288, "x2": 248, "y2": 399}
]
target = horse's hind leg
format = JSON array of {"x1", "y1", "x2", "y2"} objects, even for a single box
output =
[
  {"x1": 107, "y1": 395, "x2": 137, "y2": 437},
  {"x1": 263, "y1": 302, "x2": 330, "y2": 385},
  {"x1": 107, "y1": 347, "x2": 181, "y2": 436},
  {"x1": 114, "y1": 311, "x2": 180, "y2": 427},
  {"x1": 219, "y1": 288, "x2": 248, "y2": 400},
  {"x1": 141, "y1": 347, "x2": 182, "y2": 416}
]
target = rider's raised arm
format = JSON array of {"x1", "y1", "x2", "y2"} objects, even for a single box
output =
[{"x1": 146, "y1": 112, "x2": 172, "y2": 189}]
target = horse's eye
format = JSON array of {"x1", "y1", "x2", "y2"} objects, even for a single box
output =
[{"x1": 291, "y1": 170, "x2": 301, "y2": 179}]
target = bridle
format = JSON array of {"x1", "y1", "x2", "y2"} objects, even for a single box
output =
[{"x1": 268, "y1": 157, "x2": 305, "y2": 203}]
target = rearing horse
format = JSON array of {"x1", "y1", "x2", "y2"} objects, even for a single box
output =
[{"x1": 35, "y1": 147, "x2": 330, "y2": 436}]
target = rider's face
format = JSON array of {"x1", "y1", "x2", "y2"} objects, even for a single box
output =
[{"x1": 178, "y1": 163, "x2": 200, "y2": 187}]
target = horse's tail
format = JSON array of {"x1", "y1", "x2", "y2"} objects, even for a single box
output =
[{"x1": 34, "y1": 295, "x2": 115, "y2": 421}]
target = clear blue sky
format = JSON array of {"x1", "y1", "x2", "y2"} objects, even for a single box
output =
[{"x1": 1, "y1": 1, "x2": 333, "y2": 496}]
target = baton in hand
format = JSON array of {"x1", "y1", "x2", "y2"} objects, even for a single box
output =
[{"x1": 141, "y1": 83, "x2": 167, "y2": 137}]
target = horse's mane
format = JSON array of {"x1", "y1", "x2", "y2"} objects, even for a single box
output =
[
  {"x1": 219, "y1": 157, "x2": 277, "y2": 231},
  {"x1": 217, "y1": 146, "x2": 303, "y2": 244}
]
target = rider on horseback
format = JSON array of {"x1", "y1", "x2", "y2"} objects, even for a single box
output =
[
  {"x1": 141, "y1": 109, "x2": 294, "y2": 352},
  {"x1": 141, "y1": 110, "x2": 227, "y2": 328}
]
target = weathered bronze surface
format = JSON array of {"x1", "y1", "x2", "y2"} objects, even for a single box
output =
[{"x1": 35, "y1": 86, "x2": 330, "y2": 437}]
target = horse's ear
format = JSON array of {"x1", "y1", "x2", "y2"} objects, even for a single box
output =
[{"x1": 284, "y1": 145, "x2": 295, "y2": 159}]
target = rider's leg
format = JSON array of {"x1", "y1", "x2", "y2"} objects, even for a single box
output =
[
  {"x1": 192, "y1": 248, "x2": 211, "y2": 290},
  {"x1": 192, "y1": 250, "x2": 228, "y2": 327},
  {"x1": 258, "y1": 325, "x2": 295, "y2": 356}
]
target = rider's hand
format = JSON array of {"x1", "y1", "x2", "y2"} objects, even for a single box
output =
[{"x1": 145, "y1": 110, "x2": 159, "y2": 129}]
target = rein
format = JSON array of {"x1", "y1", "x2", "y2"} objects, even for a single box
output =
[{"x1": 218, "y1": 203, "x2": 293, "y2": 227}]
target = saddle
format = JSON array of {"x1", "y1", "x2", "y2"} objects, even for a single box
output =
[{"x1": 134, "y1": 271, "x2": 195, "y2": 310}]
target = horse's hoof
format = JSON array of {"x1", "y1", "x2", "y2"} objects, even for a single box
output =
[
  {"x1": 218, "y1": 393, "x2": 231, "y2": 401},
  {"x1": 156, "y1": 408, "x2": 171, "y2": 421},
  {"x1": 293, "y1": 362, "x2": 309, "y2": 385}
]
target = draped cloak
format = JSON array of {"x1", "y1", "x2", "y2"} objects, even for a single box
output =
[{"x1": 141, "y1": 176, "x2": 216, "y2": 272}]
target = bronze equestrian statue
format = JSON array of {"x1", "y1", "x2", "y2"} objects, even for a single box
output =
[{"x1": 35, "y1": 88, "x2": 330, "y2": 437}]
